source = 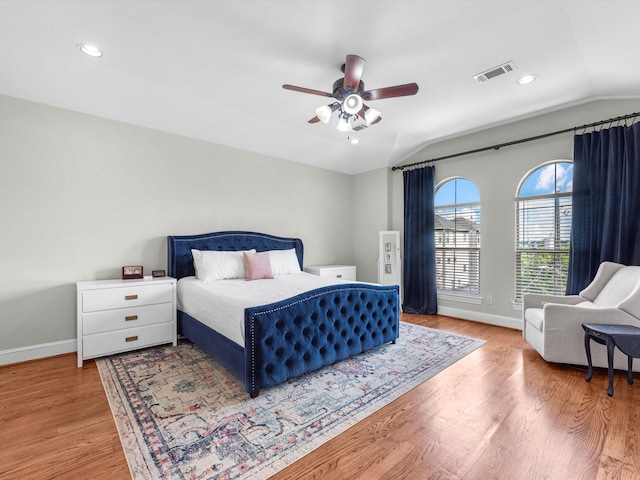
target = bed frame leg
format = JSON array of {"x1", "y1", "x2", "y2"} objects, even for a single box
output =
[{"x1": 250, "y1": 390, "x2": 260, "y2": 399}]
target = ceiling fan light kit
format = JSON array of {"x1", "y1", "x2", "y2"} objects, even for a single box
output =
[
  {"x1": 343, "y1": 93, "x2": 363, "y2": 115},
  {"x1": 282, "y1": 54, "x2": 418, "y2": 137}
]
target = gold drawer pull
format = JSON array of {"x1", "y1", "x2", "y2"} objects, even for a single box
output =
[
  {"x1": 125, "y1": 335, "x2": 138, "y2": 342},
  {"x1": 336, "y1": 274, "x2": 342, "y2": 278},
  {"x1": 125, "y1": 294, "x2": 138, "y2": 301},
  {"x1": 125, "y1": 315, "x2": 138, "y2": 321}
]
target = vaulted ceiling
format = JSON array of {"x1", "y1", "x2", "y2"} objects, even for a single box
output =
[{"x1": 1, "y1": 1, "x2": 639, "y2": 174}]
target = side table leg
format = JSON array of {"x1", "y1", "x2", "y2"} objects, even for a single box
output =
[
  {"x1": 606, "y1": 338, "x2": 615, "y2": 397},
  {"x1": 628, "y1": 356, "x2": 634, "y2": 385},
  {"x1": 584, "y1": 332, "x2": 594, "y2": 382}
]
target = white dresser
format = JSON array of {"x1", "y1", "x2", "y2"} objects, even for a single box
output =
[
  {"x1": 304, "y1": 265, "x2": 357, "y2": 281},
  {"x1": 76, "y1": 277, "x2": 177, "y2": 367}
]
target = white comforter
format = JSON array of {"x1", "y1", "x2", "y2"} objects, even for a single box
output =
[{"x1": 177, "y1": 272, "x2": 352, "y2": 346}]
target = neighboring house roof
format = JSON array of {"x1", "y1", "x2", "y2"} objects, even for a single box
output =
[
  {"x1": 435, "y1": 215, "x2": 456, "y2": 230},
  {"x1": 435, "y1": 214, "x2": 479, "y2": 232}
]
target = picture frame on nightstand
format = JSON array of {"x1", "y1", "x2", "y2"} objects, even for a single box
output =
[{"x1": 122, "y1": 265, "x2": 143, "y2": 279}]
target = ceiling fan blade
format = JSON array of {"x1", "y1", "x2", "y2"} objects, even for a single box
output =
[
  {"x1": 308, "y1": 116, "x2": 321, "y2": 123},
  {"x1": 363, "y1": 82, "x2": 419, "y2": 101},
  {"x1": 343, "y1": 54, "x2": 365, "y2": 92},
  {"x1": 282, "y1": 84, "x2": 334, "y2": 97}
]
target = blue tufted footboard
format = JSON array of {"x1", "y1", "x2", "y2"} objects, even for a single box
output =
[{"x1": 244, "y1": 283, "x2": 399, "y2": 396}]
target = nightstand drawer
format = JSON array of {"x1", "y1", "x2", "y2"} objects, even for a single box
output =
[
  {"x1": 82, "y1": 283, "x2": 173, "y2": 312},
  {"x1": 83, "y1": 322, "x2": 175, "y2": 359},
  {"x1": 82, "y1": 303, "x2": 173, "y2": 335}
]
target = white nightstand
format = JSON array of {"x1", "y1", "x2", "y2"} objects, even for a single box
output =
[
  {"x1": 76, "y1": 276, "x2": 177, "y2": 367},
  {"x1": 304, "y1": 265, "x2": 357, "y2": 281}
]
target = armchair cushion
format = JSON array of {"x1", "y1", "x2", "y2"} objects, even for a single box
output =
[
  {"x1": 618, "y1": 279, "x2": 640, "y2": 319},
  {"x1": 589, "y1": 265, "x2": 640, "y2": 306},
  {"x1": 579, "y1": 261, "x2": 624, "y2": 302}
]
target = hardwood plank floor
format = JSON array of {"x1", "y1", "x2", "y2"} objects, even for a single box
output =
[{"x1": 1, "y1": 314, "x2": 639, "y2": 479}]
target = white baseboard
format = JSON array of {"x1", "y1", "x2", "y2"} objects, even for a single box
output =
[
  {"x1": 437, "y1": 306, "x2": 522, "y2": 330},
  {"x1": 0, "y1": 339, "x2": 77, "y2": 366}
]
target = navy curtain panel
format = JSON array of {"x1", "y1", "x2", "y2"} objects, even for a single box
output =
[
  {"x1": 402, "y1": 166, "x2": 438, "y2": 314},
  {"x1": 567, "y1": 122, "x2": 640, "y2": 294}
]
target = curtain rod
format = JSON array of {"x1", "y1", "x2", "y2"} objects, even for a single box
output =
[{"x1": 391, "y1": 111, "x2": 640, "y2": 172}]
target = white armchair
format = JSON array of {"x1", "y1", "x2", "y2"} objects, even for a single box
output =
[{"x1": 522, "y1": 261, "x2": 640, "y2": 371}]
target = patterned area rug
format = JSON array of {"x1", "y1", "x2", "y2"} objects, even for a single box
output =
[{"x1": 97, "y1": 321, "x2": 485, "y2": 480}]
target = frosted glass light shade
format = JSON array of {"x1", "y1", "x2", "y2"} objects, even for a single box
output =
[
  {"x1": 364, "y1": 108, "x2": 381, "y2": 125},
  {"x1": 336, "y1": 116, "x2": 350, "y2": 132},
  {"x1": 315, "y1": 105, "x2": 332, "y2": 124},
  {"x1": 343, "y1": 94, "x2": 363, "y2": 115}
]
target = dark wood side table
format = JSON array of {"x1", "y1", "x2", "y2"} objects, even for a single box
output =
[{"x1": 582, "y1": 323, "x2": 640, "y2": 396}]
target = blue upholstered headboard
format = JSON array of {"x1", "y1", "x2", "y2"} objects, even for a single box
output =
[{"x1": 167, "y1": 231, "x2": 304, "y2": 280}]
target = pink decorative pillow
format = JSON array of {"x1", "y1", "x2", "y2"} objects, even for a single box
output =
[{"x1": 243, "y1": 251, "x2": 273, "y2": 281}]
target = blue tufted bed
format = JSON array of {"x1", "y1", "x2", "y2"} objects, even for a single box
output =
[{"x1": 167, "y1": 231, "x2": 400, "y2": 398}]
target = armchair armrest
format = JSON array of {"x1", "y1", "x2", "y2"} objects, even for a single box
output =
[
  {"x1": 523, "y1": 293, "x2": 585, "y2": 311},
  {"x1": 543, "y1": 304, "x2": 636, "y2": 331}
]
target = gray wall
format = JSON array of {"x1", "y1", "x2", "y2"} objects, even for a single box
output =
[
  {"x1": 388, "y1": 98, "x2": 640, "y2": 327},
  {"x1": 352, "y1": 168, "x2": 391, "y2": 283},
  {"x1": 4, "y1": 93, "x2": 640, "y2": 357},
  {"x1": 0, "y1": 94, "x2": 353, "y2": 352}
]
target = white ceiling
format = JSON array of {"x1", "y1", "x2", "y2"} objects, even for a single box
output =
[{"x1": 1, "y1": 1, "x2": 639, "y2": 175}]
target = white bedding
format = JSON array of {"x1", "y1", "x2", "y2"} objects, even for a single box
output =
[{"x1": 177, "y1": 272, "x2": 353, "y2": 346}]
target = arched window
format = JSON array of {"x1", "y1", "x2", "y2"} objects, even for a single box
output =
[
  {"x1": 434, "y1": 178, "x2": 481, "y2": 296},
  {"x1": 515, "y1": 161, "x2": 573, "y2": 301}
]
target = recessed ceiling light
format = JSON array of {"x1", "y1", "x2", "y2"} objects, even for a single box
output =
[
  {"x1": 78, "y1": 44, "x2": 102, "y2": 57},
  {"x1": 517, "y1": 74, "x2": 537, "y2": 85},
  {"x1": 350, "y1": 138, "x2": 360, "y2": 145}
]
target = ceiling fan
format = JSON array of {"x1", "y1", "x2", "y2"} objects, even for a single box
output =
[{"x1": 282, "y1": 54, "x2": 419, "y2": 132}]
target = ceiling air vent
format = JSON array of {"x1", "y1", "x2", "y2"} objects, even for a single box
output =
[{"x1": 473, "y1": 61, "x2": 517, "y2": 83}]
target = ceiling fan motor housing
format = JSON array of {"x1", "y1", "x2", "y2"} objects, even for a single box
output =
[{"x1": 332, "y1": 78, "x2": 365, "y2": 100}]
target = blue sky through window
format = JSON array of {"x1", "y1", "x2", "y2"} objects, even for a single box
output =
[
  {"x1": 435, "y1": 178, "x2": 479, "y2": 205},
  {"x1": 519, "y1": 162, "x2": 573, "y2": 196}
]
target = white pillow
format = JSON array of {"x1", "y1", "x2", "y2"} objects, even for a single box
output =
[
  {"x1": 191, "y1": 249, "x2": 256, "y2": 281},
  {"x1": 269, "y1": 248, "x2": 302, "y2": 275}
]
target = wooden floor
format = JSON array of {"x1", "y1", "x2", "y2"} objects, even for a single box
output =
[{"x1": 1, "y1": 314, "x2": 639, "y2": 480}]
